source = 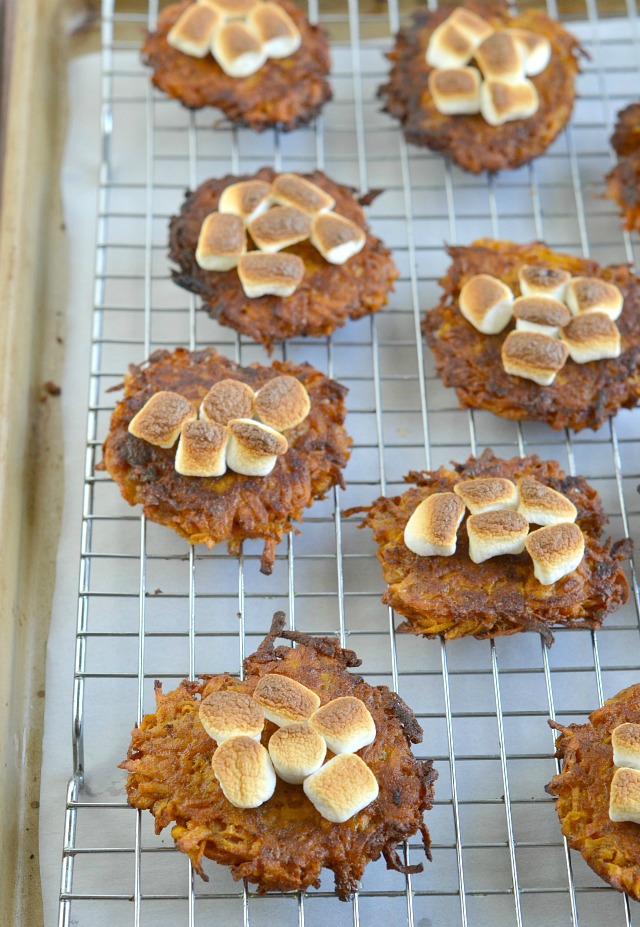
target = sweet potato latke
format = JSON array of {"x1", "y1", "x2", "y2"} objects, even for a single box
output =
[
  {"x1": 606, "y1": 103, "x2": 640, "y2": 233},
  {"x1": 101, "y1": 348, "x2": 350, "y2": 573},
  {"x1": 423, "y1": 240, "x2": 640, "y2": 431},
  {"x1": 352, "y1": 450, "x2": 630, "y2": 645},
  {"x1": 169, "y1": 168, "x2": 398, "y2": 350},
  {"x1": 378, "y1": 1, "x2": 582, "y2": 174},
  {"x1": 546, "y1": 684, "x2": 640, "y2": 900},
  {"x1": 142, "y1": 0, "x2": 331, "y2": 132},
  {"x1": 120, "y1": 612, "x2": 437, "y2": 898}
]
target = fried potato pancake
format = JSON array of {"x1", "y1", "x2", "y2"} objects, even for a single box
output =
[
  {"x1": 606, "y1": 103, "x2": 640, "y2": 233},
  {"x1": 120, "y1": 612, "x2": 437, "y2": 898}
]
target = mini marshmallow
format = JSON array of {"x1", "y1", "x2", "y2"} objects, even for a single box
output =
[
  {"x1": 562, "y1": 312, "x2": 622, "y2": 364},
  {"x1": 128, "y1": 391, "x2": 196, "y2": 448},
  {"x1": 270, "y1": 173, "x2": 335, "y2": 215},
  {"x1": 466, "y1": 510, "x2": 529, "y2": 563},
  {"x1": 525, "y1": 522, "x2": 585, "y2": 585},
  {"x1": 459, "y1": 274, "x2": 514, "y2": 335},
  {"x1": 248, "y1": 206, "x2": 311, "y2": 253},
  {"x1": 426, "y1": 7, "x2": 493, "y2": 69},
  {"x1": 174, "y1": 420, "x2": 228, "y2": 478},
  {"x1": 507, "y1": 28, "x2": 552, "y2": 76},
  {"x1": 475, "y1": 32, "x2": 524, "y2": 83},
  {"x1": 200, "y1": 378, "x2": 255, "y2": 426},
  {"x1": 513, "y1": 295, "x2": 571, "y2": 337},
  {"x1": 517, "y1": 477, "x2": 577, "y2": 526},
  {"x1": 200, "y1": 0, "x2": 259, "y2": 18},
  {"x1": 196, "y1": 211, "x2": 246, "y2": 271},
  {"x1": 518, "y1": 264, "x2": 571, "y2": 301},
  {"x1": 501, "y1": 330, "x2": 569, "y2": 386},
  {"x1": 428, "y1": 67, "x2": 482, "y2": 116},
  {"x1": 612, "y1": 724, "x2": 640, "y2": 772},
  {"x1": 609, "y1": 766, "x2": 640, "y2": 825},
  {"x1": 268, "y1": 723, "x2": 327, "y2": 784},
  {"x1": 218, "y1": 180, "x2": 272, "y2": 223},
  {"x1": 213, "y1": 21, "x2": 267, "y2": 77},
  {"x1": 480, "y1": 78, "x2": 539, "y2": 126},
  {"x1": 311, "y1": 212, "x2": 366, "y2": 265},
  {"x1": 453, "y1": 477, "x2": 519, "y2": 515},
  {"x1": 212, "y1": 736, "x2": 276, "y2": 808},
  {"x1": 168, "y1": 4, "x2": 220, "y2": 58},
  {"x1": 303, "y1": 753, "x2": 379, "y2": 824},
  {"x1": 247, "y1": 2, "x2": 301, "y2": 58},
  {"x1": 226, "y1": 419, "x2": 288, "y2": 477},
  {"x1": 253, "y1": 673, "x2": 321, "y2": 727},
  {"x1": 237, "y1": 252, "x2": 305, "y2": 298},
  {"x1": 309, "y1": 697, "x2": 376, "y2": 756},
  {"x1": 199, "y1": 690, "x2": 265, "y2": 743},
  {"x1": 404, "y1": 492, "x2": 466, "y2": 558},
  {"x1": 564, "y1": 277, "x2": 624, "y2": 321},
  {"x1": 254, "y1": 376, "x2": 311, "y2": 432}
]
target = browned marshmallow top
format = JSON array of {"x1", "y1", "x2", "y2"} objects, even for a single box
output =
[
  {"x1": 218, "y1": 180, "x2": 272, "y2": 221},
  {"x1": 128, "y1": 391, "x2": 196, "y2": 448},
  {"x1": 453, "y1": 477, "x2": 518, "y2": 514},
  {"x1": 512, "y1": 296, "x2": 571, "y2": 328},
  {"x1": 609, "y1": 767, "x2": 640, "y2": 824},
  {"x1": 253, "y1": 375, "x2": 311, "y2": 431},
  {"x1": 207, "y1": 0, "x2": 259, "y2": 16},
  {"x1": 199, "y1": 690, "x2": 265, "y2": 743},
  {"x1": 175, "y1": 420, "x2": 228, "y2": 477},
  {"x1": 525, "y1": 522, "x2": 584, "y2": 570},
  {"x1": 309, "y1": 697, "x2": 376, "y2": 755},
  {"x1": 228, "y1": 419, "x2": 288, "y2": 457},
  {"x1": 212, "y1": 736, "x2": 276, "y2": 809},
  {"x1": 612, "y1": 723, "x2": 640, "y2": 771},
  {"x1": 253, "y1": 673, "x2": 321, "y2": 726},
  {"x1": 237, "y1": 251, "x2": 305, "y2": 294},
  {"x1": 198, "y1": 211, "x2": 246, "y2": 258},
  {"x1": 173, "y1": 4, "x2": 220, "y2": 42},
  {"x1": 200, "y1": 378, "x2": 255, "y2": 425},
  {"x1": 270, "y1": 173, "x2": 335, "y2": 215},
  {"x1": 311, "y1": 212, "x2": 366, "y2": 264},
  {"x1": 467, "y1": 509, "x2": 529, "y2": 538},
  {"x1": 415, "y1": 493, "x2": 465, "y2": 546},
  {"x1": 459, "y1": 273, "x2": 513, "y2": 334},
  {"x1": 249, "y1": 206, "x2": 312, "y2": 252},
  {"x1": 502, "y1": 330, "x2": 569, "y2": 376},
  {"x1": 267, "y1": 723, "x2": 327, "y2": 784},
  {"x1": 475, "y1": 32, "x2": 523, "y2": 82},
  {"x1": 565, "y1": 276, "x2": 624, "y2": 319},
  {"x1": 217, "y1": 20, "x2": 262, "y2": 55},
  {"x1": 518, "y1": 264, "x2": 572, "y2": 298},
  {"x1": 429, "y1": 67, "x2": 479, "y2": 97},
  {"x1": 517, "y1": 477, "x2": 577, "y2": 525},
  {"x1": 561, "y1": 312, "x2": 621, "y2": 362}
]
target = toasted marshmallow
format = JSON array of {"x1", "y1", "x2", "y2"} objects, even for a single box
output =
[
  {"x1": 253, "y1": 673, "x2": 321, "y2": 728},
  {"x1": 404, "y1": 492, "x2": 465, "y2": 557},
  {"x1": 562, "y1": 312, "x2": 622, "y2": 364},
  {"x1": 199, "y1": 690, "x2": 265, "y2": 743},
  {"x1": 459, "y1": 274, "x2": 514, "y2": 334},
  {"x1": 609, "y1": 766, "x2": 640, "y2": 825},
  {"x1": 309, "y1": 697, "x2": 376, "y2": 756},
  {"x1": 517, "y1": 477, "x2": 577, "y2": 526},
  {"x1": 612, "y1": 724, "x2": 640, "y2": 772},
  {"x1": 270, "y1": 173, "x2": 335, "y2": 216},
  {"x1": 268, "y1": 723, "x2": 326, "y2": 784},
  {"x1": 453, "y1": 477, "x2": 518, "y2": 515},
  {"x1": 466, "y1": 510, "x2": 529, "y2": 563},
  {"x1": 200, "y1": 0, "x2": 259, "y2": 18},
  {"x1": 501, "y1": 330, "x2": 569, "y2": 386},
  {"x1": 303, "y1": 753, "x2": 379, "y2": 824},
  {"x1": 311, "y1": 212, "x2": 366, "y2": 265},
  {"x1": 212, "y1": 736, "x2": 276, "y2": 808},
  {"x1": 218, "y1": 180, "x2": 272, "y2": 223},
  {"x1": 525, "y1": 522, "x2": 585, "y2": 585},
  {"x1": 248, "y1": 206, "x2": 311, "y2": 253},
  {"x1": 213, "y1": 21, "x2": 267, "y2": 77},
  {"x1": 564, "y1": 277, "x2": 624, "y2": 321},
  {"x1": 226, "y1": 419, "x2": 288, "y2": 476},
  {"x1": 168, "y1": 4, "x2": 220, "y2": 58},
  {"x1": 481, "y1": 78, "x2": 538, "y2": 126},
  {"x1": 475, "y1": 32, "x2": 524, "y2": 83},
  {"x1": 507, "y1": 28, "x2": 552, "y2": 77},
  {"x1": 200, "y1": 378, "x2": 255, "y2": 426},
  {"x1": 254, "y1": 376, "x2": 311, "y2": 431},
  {"x1": 196, "y1": 211, "x2": 246, "y2": 272},
  {"x1": 513, "y1": 295, "x2": 571, "y2": 337},
  {"x1": 174, "y1": 420, "x2": 228, "y2": 477},
  {"x1": 128, "y1": 391, "x2": 196, "y2": 448},
  {"x1": 428, "y1": 67, "x2": 482, "y2": 116},
  {"x1": 518, "y1": 265, "x2": 571, "y2": 301},
  {"x1": 247, "y1": 2, "x2": 301, "y2": 58},
  {"x1": 426, "y1": 8, "x2": 493, "y2": 69},
  {"x1": 237, "y1": 252, "x2": 305, "y2": 298}
]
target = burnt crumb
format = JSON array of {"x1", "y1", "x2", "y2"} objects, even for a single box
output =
[{"x1": 44, "y1": 381, "x2": 62, "y2": 395}]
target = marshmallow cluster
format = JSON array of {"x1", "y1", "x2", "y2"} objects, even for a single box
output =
[
  {"x1": 609, "y1": 723, "x2": 640, "y2": 825},
  {"x1": 167, "y1": 0, "x2": 301, "y2": 77},
  {"x1": 458, "y1": 266, "x2": 624, "y2": 386},
  {"x1": 127, "y1": 374, "x2": 310, "y2": 479},
  {"x1": 199, "y1": 676, "x2": 379, "y2": 821},
  {"x1": 426, "y1": 8, "x2": 550, "y2": 125},
  {"x1": 404, "y1": 475, "x2": 584, "y2": 585},
  {"x1": 195, "y1": 173, "x2": 366, "y2": 298}
]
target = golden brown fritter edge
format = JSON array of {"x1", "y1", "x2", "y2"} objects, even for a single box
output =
[
  {"x1": 378, "y1": 1, "x2": 583, "y2": 174},
  {"x1": 423, "y1": 240, "x2": 640, "y2": 432},
  {"x1": 606, "y1": 103, "x2": 640, "y2": 233},
  {"x1": 120, "y1": 611, "x2": 438, "y2": 899},
  {"x1": 142, "y1": 0, "x2": 331, "y2": 132},
  {"x1": 169, "y1": 168, "x2": 398, "y2": 351},
  {"x1": 546, "y1": 684, "x2": 640, "y2": 900},
  {"x1": 349, "y1": 449, "x2": 630, "y2": 645},
  {"x1": 101, "y1": 347, "x2": 351, "y2": 574}
]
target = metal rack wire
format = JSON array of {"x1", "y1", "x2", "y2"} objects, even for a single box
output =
[{"x1": 56, "y1": 0, "x2": 640, "y2": 925}]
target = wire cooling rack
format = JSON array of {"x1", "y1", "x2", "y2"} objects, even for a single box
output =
[{"x1": 56, "y1": 1, "x2": 640, "y2": 925}]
